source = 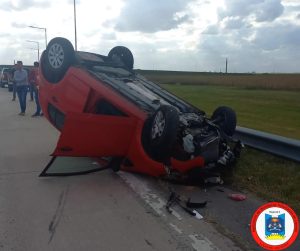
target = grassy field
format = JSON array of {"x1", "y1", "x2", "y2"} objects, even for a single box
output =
[
  {"x1": 161, "y1": 84, "x2": 300, "y2": 139},
  {"x1": 232, "y1": 148, "x2": 300, "y2": 214},
  {"x1": 139, "y1": 70, "x2": 300, "y2": 139},
  {"x1": 137, "y1": 70, "x2": 300, "y2": 213},
  {"x1": 138, "y1": 70, "x2": 300, "y2": 90}
]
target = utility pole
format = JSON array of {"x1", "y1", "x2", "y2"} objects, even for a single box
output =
[
  {"x1": 28, "y1": 26, "x2": 47, "y2": 48},
  {"x1": 225, "y1": 58, "x2": 228, "y2": 74},
  {"x1": 74, "y1": 0, "x2": 78, "y2": 51}
]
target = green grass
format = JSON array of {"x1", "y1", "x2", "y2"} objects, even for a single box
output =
[
  {"x1": 139, "y1": 70, "x2": 300, "y2": 90},
  {"x1": 232, "y1": 148, "x2": 300, "y2": 214},
  {"x1": 162, "y1": 84, "x2": 300, "y2": 140}
]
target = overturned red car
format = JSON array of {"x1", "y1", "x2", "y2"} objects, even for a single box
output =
[{"x1": 38, "y1": 37, "x2": 242, "y2": 180}]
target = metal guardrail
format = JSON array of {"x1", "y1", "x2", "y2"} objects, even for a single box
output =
[{"x1": 234, "y1": 126, "x2": 300, "y2": 162}]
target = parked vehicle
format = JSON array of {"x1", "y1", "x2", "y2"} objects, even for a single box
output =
[
  {"x1": 38, "y1": 37, "x2": 242, "y2": 180},
  {"x1": 0, "y1": 68, "x2": 12, "y2": 88}
]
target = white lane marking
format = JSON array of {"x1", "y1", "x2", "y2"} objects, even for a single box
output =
[
  {"x1": 169, "y1": 223, "x2": 183, "y2": 234},
  {"x1": 118, "y1": 171, "x2": 220, "y2": 251},
  {"x1": 118, "y1": 171, "x2": 182, "y2": 220},
  {"x1": 189, "y1": 234, "x2": 220, "y2": 251}
]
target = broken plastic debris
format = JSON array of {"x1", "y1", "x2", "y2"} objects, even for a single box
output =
[
  {"x1": 204, "y1": 176, "x2": 224, "y2": 185},
  {"x1": 166, "y1": 192, "x2": 206, "y2": 218},
  {"x1": 228, "y1": 193, "x2": 246, "y2": 201},
  {"x1": 193, "y1": 210, "x2": 204, "y2": 220},
  {"x1": 186, "y1": 198, "x2": 207, "y2": 208}
]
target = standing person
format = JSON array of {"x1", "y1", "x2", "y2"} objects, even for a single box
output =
[
  {"x1": 13, "y1": 61, "x2": 29, "y2": 115},
  {"x1": 10, "y1": 64, "x2": 17, "y2": 101},
  {"x1": 29, "y1": 62, "x2": 42, "y2": 117}
]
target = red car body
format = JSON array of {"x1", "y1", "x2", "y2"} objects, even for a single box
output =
[{"x1": 39, "y1": 37, "x2": 240, "y2": 179}]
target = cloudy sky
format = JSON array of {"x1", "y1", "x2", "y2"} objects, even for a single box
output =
[{"x1": 0, "y1": 0, "x2": 300, "y2": 73}]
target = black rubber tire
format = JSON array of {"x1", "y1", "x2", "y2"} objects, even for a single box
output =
[
  {"x1": 145, "y1": 105, "x2": 179, "y2": 161},
  {"x1": 41, "y1": 37, "x2": 75, "y2": 83},
  {"x1": 108, "y1": 46, "x2": 134, "y2": 70},
  {"x1": 211, "y1": 106, "x2": 237, "y2": 136}
]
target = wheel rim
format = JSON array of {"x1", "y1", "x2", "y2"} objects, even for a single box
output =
[
  {"x1": 48, "y1": 43, "x2": 64, "y2": 69},
  {"x1": 151, "y1": 111, "x2": 166, "y2": 140}
]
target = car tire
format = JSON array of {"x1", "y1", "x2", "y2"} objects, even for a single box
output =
[
  {"x1": 0, "y1": 82, "x2": 5, "y2": 88},
  {"x1": 145, "y1": 105, "x2": 179, "y2": 161},
  {"x1": 108, "y1": 46, "x2": 134, "y2": 70},
  {"x1": 41, "y1": 37, "x2": 75, "y2": 83},
  {"x1": 211, "y1": 106, "x2": 237, "y2": 136}
]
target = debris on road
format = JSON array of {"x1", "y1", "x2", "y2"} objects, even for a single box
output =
[
  {"x1": 228, "y1": 193, "x2": 247, "y2": 201},
  {"x1": 186, "y1": 198, "x2": 207, "y2": 208},
  {"x1": 166, "y1": 191, "x2": 206, "y2": 219},
  {"x1": 204, "y1": 176, "x2": 224, "y2": 185}
]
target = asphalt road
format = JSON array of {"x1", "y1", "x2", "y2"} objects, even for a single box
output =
[{"x1": 0, "y1": 87, "x2": 298, "y2": 251}]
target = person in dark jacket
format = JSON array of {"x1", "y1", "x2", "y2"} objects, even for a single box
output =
[{"x1": 13, "y1": 61, "x2": 29, "y2": 115}]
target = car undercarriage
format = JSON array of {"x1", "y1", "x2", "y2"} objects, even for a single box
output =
[{"x1": 38, "y1": 37, "x2": 242, "y2": 182}]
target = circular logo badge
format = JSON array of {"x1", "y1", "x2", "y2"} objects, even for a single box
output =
[{"x1": 251, "y1": 202, "x2": 299, "y2": 250}]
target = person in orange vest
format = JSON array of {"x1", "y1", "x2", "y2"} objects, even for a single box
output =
[{"x1": 28, "y1": 62, "x2": 43, "y2": 117}]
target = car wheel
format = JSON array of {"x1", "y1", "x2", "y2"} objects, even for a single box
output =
[
  {"x1": 147, "y1": 105, "x2": 179, "y2": 161},
  {"x1": 41, "y1": 37, "x2": 75, "y2": 83},
  {"x1": 211, "y1": 106, "x2": 237, "y2": 136},
  {"x1": 108, "y1": 46, "x2": 134, "y2": 70}
]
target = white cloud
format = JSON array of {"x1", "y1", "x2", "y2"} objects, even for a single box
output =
[
  {"x1": 0, "y1": 0, "x2": 50, "y2": 11},
  {"x1": 11, "y1": 22, "x2": 28, "y2": 28},
  {"x1": 253, "y1": 23, "x2": 300, "y2": 50},
  {"x1": 222, "y1": 17, "x2": 246, "y2": 29},
  {"x1": 0, "y1": 0, "x2": 299, "y2": 72},
  {"x1": 202, "y1": 25, "x2": 219, "y2": 34},
  {"x1": 218, "y1": 0, "x2": 284, "y2": 23},
  {"x1": 255, "y1": 0, "x2": 284, "y2": 22},
  {"x1": 114, "y1": 0, "x2": 193, "y2": 33}
]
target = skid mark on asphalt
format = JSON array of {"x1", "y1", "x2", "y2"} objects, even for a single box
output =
[
  {"x1": 118, "y1": 171, "x2": 220, "y2": 251},
  {"x1": 48, "y1": 185, "x2": 69, "y2": 244},
  {"x1": 145, "y1": 239, "x2": 154, "y2": 249}
]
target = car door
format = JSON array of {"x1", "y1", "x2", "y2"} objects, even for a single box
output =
[
  {"x1": 40, "y1": 110, "x2": 138, "y2": 177},
  {"x1": 52, "y1": 112, "x2": 138, "y2": 158},
  {"x1": 39, "y1": 156, "x2": 111, "y2": 176}
]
